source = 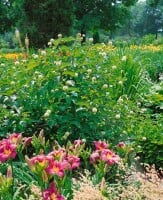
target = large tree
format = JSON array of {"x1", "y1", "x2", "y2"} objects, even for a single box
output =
[
  {"x1": 73, "y1": 0, "x2": 138, "y2": 40},
  {"x1": 131, "y1": 0, "x2": 163, "y2": 37},
  {"x1": 0, "y1": 0, "x2": 13, "y2": 33},
  {"x1": 16, "y1": 0, "x2": 75, "y2": 47}
]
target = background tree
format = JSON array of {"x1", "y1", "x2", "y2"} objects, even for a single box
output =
[
  {"x1": 0, "y1": 0, "x2": 13, "y2": 33},
  {"x1": 73, "y1": 0, "x2": 138, "y2": 42},
  {"x1": 16, "y1": 0, "x2": 75, "y2": 47},
  {"x1": 130, "y1": 0, "x2": 163, "y2": 37}
]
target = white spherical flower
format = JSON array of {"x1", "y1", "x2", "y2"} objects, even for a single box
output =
[
  {"x1": 1, "y1": 63, "x2": 5, "y2": 67},
  {"x1": 38, "y1": 74, "x2": 43, "y2": 79},
  {"x1": 40, "y1": 50, "x2": 46, "y2": 56},
  {"x1": 63, "y1": 85, "x2": 68, "y2": 91},
  {"x1": 87, "y1": 69, "x2": 92, "y2": 73},
  {"x1": 88, "y1": 38, "x2": 93, "y2": 42},
  {"x1": 75, "y1": 73, "x2": 78, "y2": 77},
  {"x1": 92, "y1": 77, "x2": 96, "y2": 82},
  {"x1": 142, "y1": 137, "x2": 146, "y2": 141},
  {"x1": 48, "y1": 41, "x2": 52, "y2": 46},
  {"x1": 14, "y1": 61, "x2": 19, "y2": 65},
  {"x1": 141, "y1": 108, "x2": 147, "y2": 113},
  {"x1": 77, "y1": 33, "x2": 81, "y2": 37},
  {"x1": 32, "y1": 54, "x2": 39, "y2": 59},
  {"x1": 35, "y1": 71, "x2": 40, "y2": 75},
  {"x1": 10, "y1": 81, "x2": 15, "y2": 85},
  {"x1": 44, "y1": 109, "x2": 51, "y2": 117},
  {"x1": 66, "y1": 80, "x2": 75, "y2": 86},
  {"x1": 118, "y1": 81, "x2": 123, "y2": 85},
  {"x1": 122, "y1": 130, "x2": 127, "y2": 134},
  {"x1": 117, "y1": 97, "x2": 123, "y2": 103},
  {"x1": 2, "y1": 105, "x2": 7, "y2": 109},
  {"x1": 129, "y1": 110, "x2": 134, "y2": 114},
  {"x1": 122, "y1": 56, "x2": 127, "y2": 61},
  {"x1": 50, "y1": 38, "x2": 54, "y2": 43},
  {"x1": 99, "y1": 52, "x2": 107, "y2": 57},
  {"x1": 54, "y1": 61, "x2": 62, "y2": 66},
  {"x1": 112, "y1": 65, "x2": 117, "y2": 69},
  {"x1": 137, "y1": 102, "x2": 141, "y2": 107},
  {"x1": 65, "y1": 131, "x2": 70, "y2": 137},
  {"x1": 115, "y1": 114, "x2": 121, "y2": 119},
  {"x1": 102, "y1": 84, "x2": 108, "y2": 89},
  {"x1": 108, "y1": 40, "x2": 113, "y2": 45},
  {"x1": 92, "y1": 107, "x2": 97, "y2": 113},
  {"x1": 58, "y1": 33, "x2": 62, "y2": 38}
]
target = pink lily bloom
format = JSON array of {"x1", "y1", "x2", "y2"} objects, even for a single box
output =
[
  {"x1": 0, "y1": 139, "x2": 17, "y2": 162},
  {"x1": 117, "y1": 142, "x2": 126, "y2": 148},
  {"x1": 48, "y1": 148, "x2": 66, "y2": 161},
  {"x1": 65, "y1": 155, "x2": 80, "y2": 170},
  {"x1": 8, "y1": 133, "x2": 22, "y2": 145},
  {"x1": 74, "y1": 139, "x2": 85, "y2": 149},
  {"x1": 27, "y1": 154, "x2": 49, "y2": 172},
  {"x1": 46, "y1": 160, "x2": 65, "y2": 177},
  {"x1": 90, "y1": 150, "x2": 100, "y2": 164},
  {"x1": 101, "y1": 149, "x2": 120, "y2": 165},
  {"x1": 42, "y1": 182, "x2": 64, "y2": 200},
  {"x1": 23, "y1": 137, "x2": 32, "y2": 146},
  {"x1": 94, "y1": 141, "x2": 108, "y2": 151}
]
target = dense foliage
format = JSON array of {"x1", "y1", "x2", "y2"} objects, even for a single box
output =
[{"x1": 0, "y1": 36, "x2": 163, "y2": 168}]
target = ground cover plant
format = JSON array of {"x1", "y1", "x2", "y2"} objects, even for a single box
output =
[{"x1": 0, "y1": 35, "x2": 163, "y2": 199}]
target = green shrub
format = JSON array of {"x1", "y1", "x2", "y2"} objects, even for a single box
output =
[{"x1": 141, "y1": 34, "x2": 156, "y2": 45}]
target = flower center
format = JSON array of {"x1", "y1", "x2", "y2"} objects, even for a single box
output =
[
  {"x1": 50, "y1": 193, "x2": 57, "y2": 200},
  {"x1": 39, "y1": 160, "x2": 46, "y2": 167},
  {"x1": 106, "y1": 153, "x2": 113, "y2": 160},
  {"x1": 53, "y1": 166, "x2": 59, "y2": 173},
  {"x1": 4, "y1": 148, "x2": 11, "y2": 156}
]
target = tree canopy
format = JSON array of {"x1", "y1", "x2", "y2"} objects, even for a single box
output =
[{"x1": 0, "y1": 0, "x2": 139, "y2": 47}]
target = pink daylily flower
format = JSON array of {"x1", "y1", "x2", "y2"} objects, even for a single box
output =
[
  {"x1": 43, "y1": 182, "x2": 64, "y2": 200},
  {"x1": 48, "y1": 148, "x2": 66, "y2": 161},
  {"x1": 46, "y1": 160, "x2": 65, "y2": 177},
  {"x1": 101, "y1": 149, "x2": 120, "y2": 165},
  {"x1": 74, "y1": 139, "x2": 85, "y2": 149},
  {"x1": 27, "y1": 154, "x2": 50, "y2": 172},
  {"x1": 0, "y1": 139, "x2": 17, "y2": 162},
  {"x1": 90, "y1": 150, "x2": 100, "y2": 164},
  {"x1": 65, "y1": 155, "x2": 80, "y2": 170},
  {"x1": 117, "y1": 142, "x2": 126, "y2": 148},
  {"x1": 7, "y1": 133, "x2": 22, "y2": 145},
  {"x1": 94, "y1": 141, "x2": 108, "y2": 151}
]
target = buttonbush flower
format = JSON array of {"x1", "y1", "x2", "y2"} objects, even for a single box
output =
[
  {"x1": 44, "y1": 110, "x2": 51, "y2": 118},
  {"x1": 92, "y1": 107, "x2": 97, "y2": 113},
  {"x1": 122, "y1": 55, "x2": 127, "y2": 61},
  {"x1": 42, "y1": 182, "x2": 64, "y2": 200}
]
